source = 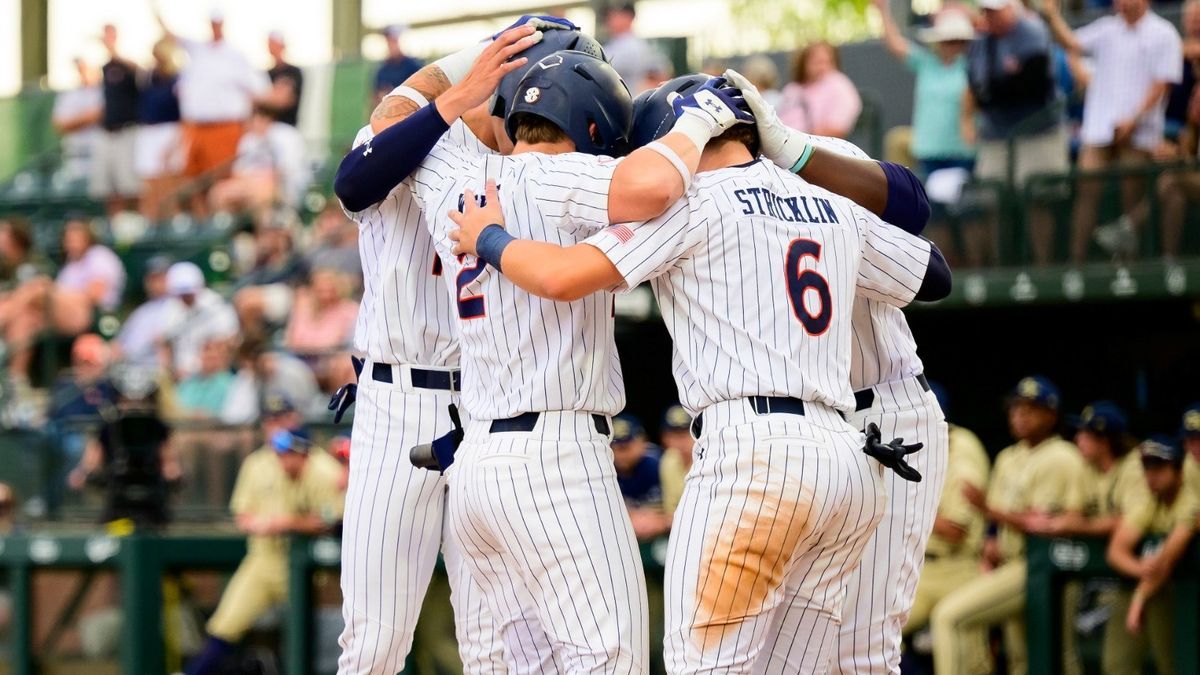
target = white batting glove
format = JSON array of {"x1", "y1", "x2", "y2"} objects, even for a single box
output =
[{"x1": 724, "y1": 68, "x2": 815, "y2": 173}]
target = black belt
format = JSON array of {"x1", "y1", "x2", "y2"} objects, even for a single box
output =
[
  {"x1": 352, "y1": 357, "x2": 462, "y2": 392},
  {"x1": 489, "y1": 411, "x2": 611, "y2": 435},
  {"x1": 853, "y1": 373, "x2": 930, "y2": 412},
  {"x1": 691, "y1": 396, "x2": 807, "y2": 438}
]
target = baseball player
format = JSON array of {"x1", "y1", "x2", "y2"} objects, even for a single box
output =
[
  {"x1": 714, "y1": 68, "x2": 954, "y2": 675},
  {"x1": 447, "y1": 75, "x2": 950, "y2": 672},
  {"x1": 330, "y1": 22, "x2": 589, "y2": 674}
]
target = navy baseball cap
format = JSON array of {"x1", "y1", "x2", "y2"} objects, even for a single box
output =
[
  {"x1": 272, "y1": 427, "x2": 311, "y2": 455},
  {"x1": 1069, "y1": 401, "x2": 1127, "y2": 435},
  {"x1": 1008, "y1": 376, "x2": 1061, "y2": 412},
  {"x1": 661, "y1": 405, "x2": 691, "y2": 432},
  {"x1": 262, "y1": 392, "x2": 296, "y2": 417},
  {"x1": 612, "y1": 414, "x2": 644, "y2": 444},
  {"x1": 1181, "y1": 403, "x2": 1200, "y2": 437},
  {"x1": 1140, "y1": 434, "x2": 1184, "y2": 465}
]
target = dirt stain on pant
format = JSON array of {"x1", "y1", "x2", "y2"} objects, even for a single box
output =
[{"x1": 692, "y1": 479, "x2": 815, "y2": 653}]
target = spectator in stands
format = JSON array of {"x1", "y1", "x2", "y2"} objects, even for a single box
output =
[
  {"x1": 232, "y1": 212, "x2": 307, "y2": 339},
  {"x1": 1182, "y1": 403, "x2": 1200, "y2": 499},
  {"x1": 1164, "y1": 0, "x2": 1200, "y2": 140},
  {"x1": 934, "y1": 376, "x2": 1090, "y2": 675},
  {"x1": 1042, "y1": 0, "x2": 1183, "y2": 264},
  {"x1": 0, "y1": 217, "x2": 46, "y2": 293},
  {"x1": 114, "y1": 255, "x2": 173, "y2": 368},
  {"x1": 208, "y1": 105, "x2": 309, "y2": 215},
  {"x1": 657, "y1": 405, "x2": 693, "y2": 518},
  {"x1": 135, "y1": 37, "x2": 183, "y2": 222},
  {"x1": 0, "y1": 482, "x2": 13, "y2": 533},
  {"x1": 373, "y1": 25, "x2": 423, "y2": 104},
  {"x1": 903, "y1": 387, "x2": 990, "y2": 667},
  {"x1": 738, "y1": 55, "x2": 782, "y2": 111},
  {"x1": 305, "y1": 204, "x2": 361, "y2": 286},
  {"x1": 159, "y1": 261, "x2": 238, "y2": 380},
  {"x1": 157, "y1": 9, "x2": 271, "y2": 217},
  {"x1": 52, "y1": 334, "x2": 118, "y2": 508},
  {"x1": 183, "y1": 425, "x2": 342, "y2": 675},
  {"x1": 93, "y1": 24, "x2": 142, "y2": 216},
  {"x1": 264, "y1": 31, "x2": 302, "y2": 127},
  {"x1": 1104, "y1": 436, "x2": 1199, "y2": 675},
  {"x1": 175, "y1": 337, "x2": 236, "y2": 420},
  {"x1": 283, "y1": 267, "x2": 357, "y2": 388},
  {"x1": 52, "y1": 57, "x2": 103, "y2": 185},
  {"x1": 221, "y1": 341, "x2": 324, "y2": 423},
  {"x1": 0, "y1": 219, "x2": 119, "y2": 379},
  {"x1": 612, "y1": 414, "x2": 671, "y2": 541},
  {"x1": 777, "y1": 41, "x2": 862, "y2": 138},
  {"x1": 963, "y1": 0, "x2": 1066, "y2": 266},
  {"x1": 604, "y1": 3, "x2": 660, "y2": 95}
]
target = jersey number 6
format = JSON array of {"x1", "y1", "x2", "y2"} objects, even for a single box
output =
[{"x1": 785, "y1": 238, "x2": 832, "y2": 336}]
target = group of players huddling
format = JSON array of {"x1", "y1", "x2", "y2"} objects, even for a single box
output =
[{"x1": 330, "y1": 15, "x2": 951, "y2": 675}]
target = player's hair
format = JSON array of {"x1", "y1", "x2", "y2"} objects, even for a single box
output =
[
  {"x1": 790, "y1": 41, "x2": 840, "y2": 85},
  {"x1": 510, "y1": 112, "x2": 570, "y2": 146},
  {"x1": 712, "y1": 124, "x2": 762, "y2": 158}
]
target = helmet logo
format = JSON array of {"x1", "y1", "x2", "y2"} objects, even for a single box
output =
[
  {"x1": 537, "y1": 54, "x2": 565, "y2": 69},
  {"x1": 524, "y1": 87, "x2": 541, "y2": 103}
]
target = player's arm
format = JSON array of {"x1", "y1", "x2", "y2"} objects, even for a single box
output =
[
  {"x1": 725, "y1": 69, "x2": 930, "y2": 234},
  {"x1": 856, "y1": 209, "x2": 951, "y2": 306},
  {"x1": 1106, "y1": 517, "x2": 1148, "y2": 578},
  {"x1": 607, "y1": 77, "x2": 753, "y2": 224},
  {"x1": 333, "y1": 27, "x2": 540, "y2": 212}
]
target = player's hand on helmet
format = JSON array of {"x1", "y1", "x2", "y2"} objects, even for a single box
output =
[
  {"x1": 723, "y1": 68, "x2": 813, "y2": 172},
  {"x1": 438, "y1": 26, "x2": 542, "y2": 121},
  {"x1": 670, "y1": 76, "x2": 754, "y2": 138},
  {"x1": 494, "y1": 14, "x2": 577, "y2": 38},
  {"x1": 449, "y1": 180, "x2": 506, "y2": 257},
  {"x1": 862, "y1": 422, "x2": 924, "y2": 482}
]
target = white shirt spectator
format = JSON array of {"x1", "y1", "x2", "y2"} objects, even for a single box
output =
[
  {"x1": 55, "y1": 244, "x2": 126, "y2": 310},
  {"x1": 176, "y1": 39, "x2": 270, "y2": 123},
  {"x1": 604, "y1": 33, "x2": 659, "y2": 93},
  {"x1": 233, "y1": 121, "x2": 310, "y2": 205},
  {"x1": 1076, "y1": 11, "x2": 1182, "y2": 150},
  {"x1": 52, "y1": 85, "x2": 103, "y2": 179},
  {"x1": 117, "y1": 295, "x2": 174, "y2": 366},
  {"x1": 162, "y1": 289, "x2": 239, "y2": 378}
]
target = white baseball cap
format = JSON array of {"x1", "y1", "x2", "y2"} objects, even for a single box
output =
[
  {"x1": 978, "y1": 0, "x2": 1013, "y2": 10},
  {"x1": 166, "y1": 261, "x2": 205, "y2": 296},
  {"x1": 918, "y1": 12, "x2": 977, "y2": 42}
]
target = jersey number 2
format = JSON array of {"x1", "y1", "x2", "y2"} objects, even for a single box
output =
[
  {"x1": 785, "y1": 239, "x2": 831, "y2": 335},
  {"x1": 456, "y1": 255, "x2": 486, "y2": 319}
]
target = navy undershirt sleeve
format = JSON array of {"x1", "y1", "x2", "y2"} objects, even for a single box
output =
[
  {"x1": 915, "y1": 242, "x2": 952, "y2": 302},
  {"x1": 879, "y1": 161, "x2": 932, "y2": 236},
  {"x1": 333, "y1": 102, "x2": 451, "y2": 212}
]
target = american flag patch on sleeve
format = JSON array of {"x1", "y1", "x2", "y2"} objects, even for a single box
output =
[{"x1": 604, "y1": 224, "x2": 635, "y2": 244}]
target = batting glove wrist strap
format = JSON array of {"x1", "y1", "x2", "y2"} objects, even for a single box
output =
[
  {"x1": 644, "y1": 141, "x2": 692, "y2": 190},
  {"x1": 476, "y1": 224, "x2": 515, "y2": 272},
  {"x1": 669, "y1": 112, "x2": 717, "y2": 155},
  {"x1": 432, "y1": 40, "x2": 491, "y2": 85}
]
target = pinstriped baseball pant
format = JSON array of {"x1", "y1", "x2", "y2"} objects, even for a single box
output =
[
  {"x1": 446, "y1": 410, "x2": 650, "y2": 674},
  {"x1": 834, "y1": 379, "x2": 949, "y2": 675},
  {"x1": 337, "y1": 374, "x2": 551, "y2": 674},
  {"x1": 663, "y1": 399, "x2": 887, "y2": 674}
]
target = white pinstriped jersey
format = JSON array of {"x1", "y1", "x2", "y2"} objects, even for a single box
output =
[
  {"x1": 344, "y1": 119, "x2": 491, "y2": 367},
  {"x1": 585, "y1": 159, "x2": 931, "y2": 414},
  {"x1": 805, "y1": 134, "x2": 927, "y2": 390},
  {"x1": 411, "y1": 148, "x2": 625, "y2": 421}
]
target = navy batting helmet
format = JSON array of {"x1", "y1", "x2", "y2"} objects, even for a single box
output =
[
  {"x1": 490, "y1": 28, "x2": 607, "y2": 118},
  {"x1": 628, "y1": 74, "x2": 709, "y2": 149},
  {"x1": 505, "y1": 50, "x2": 633, "y2": 157}
]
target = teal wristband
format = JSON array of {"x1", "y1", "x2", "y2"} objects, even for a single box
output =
[
  {"x1": 475, "y1": 224, "x2": 515, "y2": 272},
  {"x1": 789, "y1": 144, "x2": 816, "y2": 174}
]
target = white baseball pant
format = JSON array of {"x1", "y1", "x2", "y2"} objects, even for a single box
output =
[
  {"x1": 663, "y1": 398, "x2": 887, "y2": 674},
  {"x1": 834, "y1": 376, "x2": 949, "y2": 675},
  {"x1": 447, "y1": 410, "x2": 650, "y2": 674},
  {"x1": 337, "y1": 362, "x2": 551, "y2": 674}
]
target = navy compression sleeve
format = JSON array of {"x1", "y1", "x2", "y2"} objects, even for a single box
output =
[
  {"x1": 915, "y1": 242, "x2": 951, "y2": 302},
  {"x1": 879, "y1": 161, "x2": 932, "y2": 236},
  {"x1": 333, "y1": 102, "x2": 451, "y2": 212}
]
